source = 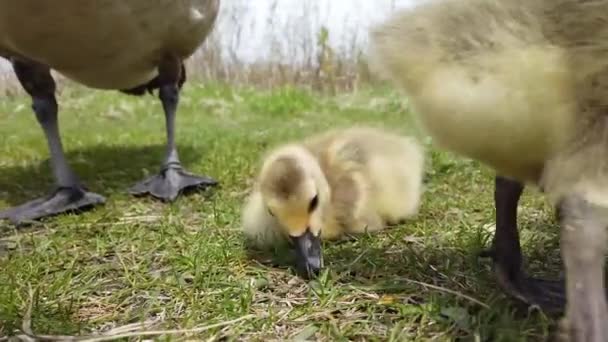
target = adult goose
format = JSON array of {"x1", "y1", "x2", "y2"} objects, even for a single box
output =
[{"x1": 0, "y1": 0, "x2": 221, "y2": 225}]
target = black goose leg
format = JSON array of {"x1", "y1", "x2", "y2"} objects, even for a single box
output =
[
  {"x1": 128, "y1": 56, "x2": 217, "y2": 201},
  {"x1": 480, "y1": 176, "x2": 565, "y2": 314},
  {"x1": 0, "y1": 60, "x2": 105, "y2": 225}
]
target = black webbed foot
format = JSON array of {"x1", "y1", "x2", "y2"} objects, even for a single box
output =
[
  {"x1": 1, "y1": 60, "x2": 105, "y2": 226},
  {"x1": 481, "y1": 176, "x2": 569, "y2": 315},
  {"x1": 125, "y1": 57, "x2": 218, "y2": 202},
  {"x1": 128, "y1": 163, "x2": 217, "y2": 202},
  {"x1": 0, "y1": 187, "x2": 105, "y2": 226},
  {"x1": 480, "y1": 247, "x2": 566, "y2": 314}
]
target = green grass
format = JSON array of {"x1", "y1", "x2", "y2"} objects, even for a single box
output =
[{"x1": 0, "y1": 82, "x2": 563, "y2": 341}]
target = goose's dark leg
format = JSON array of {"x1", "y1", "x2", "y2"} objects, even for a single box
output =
[
  {"x1": 128, "y1": 56, "x2": 217, "y2": 201},
  {"x1": 0, "y1": 59, "x2": 105, "y2": 225},
  {"x1": 480, "y1": 176, "x2": 566, "y2": 314}
]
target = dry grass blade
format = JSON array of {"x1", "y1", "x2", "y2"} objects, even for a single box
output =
[
  {"x1": 395, "y1": 277, "x2": 490, "y2": 309},
  {"x1": 11, "y1": 287, "x2": 260, "y2": 341},
  {"x1": 75, "y1": 315, "x2": 259, "y2": 342}
]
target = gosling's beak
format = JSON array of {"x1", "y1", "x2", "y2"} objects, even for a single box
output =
[{"x1": 291, "y1": 230, "x2": 323, "y2": 279}]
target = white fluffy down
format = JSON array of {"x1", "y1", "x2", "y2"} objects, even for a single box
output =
[
  {"x1": 241, "y1": 189, "x2": 287, "y2": 249},
  {"x1": 241, "y1": 126, "x2": 426, "y2": 248},
  {"x1": 368, "y1": 0, "x2": 580, "y2": 185}
]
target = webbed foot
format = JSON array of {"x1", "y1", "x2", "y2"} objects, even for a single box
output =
[
  {"x1": 482, "y1": 176, "x2": 567, "y2": 314},
  {"x1": 128, "y1": 163, "x2": 217, "y2": 202},
  {"x1": 480, "y1": 247, "x2": 566, "y2": 314},
  {"x1": 0, "y1": 187, "x2": 105, "y2": 225},
  {"x1": 126, "y1": 57, "x2": 219, "y2": 203},
  {"x1": 2, "y1": 60, "x2": 105, "y2": 226}
]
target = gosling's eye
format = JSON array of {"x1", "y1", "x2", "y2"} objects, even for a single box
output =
[
  {"x1": 267, "y1": 208, "x2": 275, "y2": 217},
  {"x1": 308, "y1": 195, "x2": 319, "y2": 213}
]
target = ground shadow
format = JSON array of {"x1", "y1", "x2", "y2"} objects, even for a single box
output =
[
  {"x1": 328, "y1": 241, "x2": 564, "y2": 341},
  {"x1": 0, "y1": 143, "x2": 206, "y2": 206},
  {"x1": 243, "y1": 220, "x2": 566, "y2": 341}
]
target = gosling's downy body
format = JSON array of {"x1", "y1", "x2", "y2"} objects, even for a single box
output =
[
  {"x1": 242, "y1": 126, "x2": 425, "y2": 277},
  {"x1": 370, "y1": 0, "x2": 608, "y2": 340},
  {"x1": 0, "y1": 1, "x2": 220, "y2": 225}
]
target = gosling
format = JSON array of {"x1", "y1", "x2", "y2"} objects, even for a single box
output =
[
  {"x1": 369, "y1": 0, "x2": 608, "y2": 340},
  {"x1": 241, "y1": 126, "x2": 425, "y2": 278}
]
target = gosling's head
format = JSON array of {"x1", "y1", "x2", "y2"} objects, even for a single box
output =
[{"x1": 258, "y1": 144, "x2": 331, "y2": 278}]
